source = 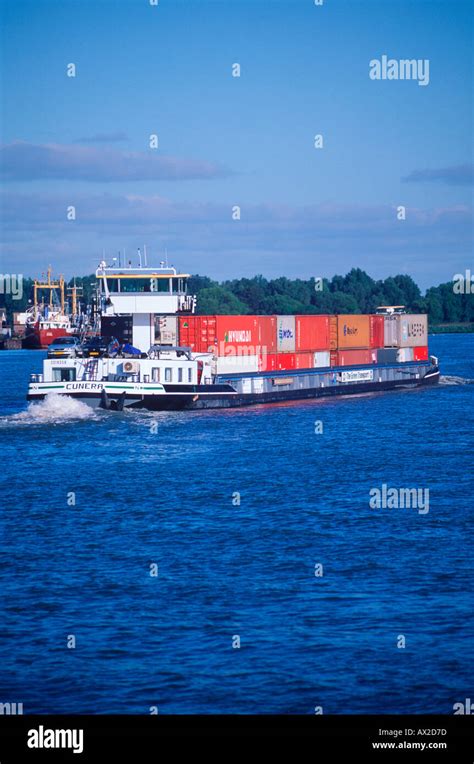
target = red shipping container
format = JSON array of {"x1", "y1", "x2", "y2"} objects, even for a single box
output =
[
  {"x1": 257, "y1": 316, "x2": 277, "y2": 355},
  {"x1": 259, "y1": 353, "x2": 276, "y2": 372},
  {"x1": 179, "y1": 316, "x2": 216, "y2": 352},
  {"x1": 330, "y1": 349, "x2": 377, "y2": 366},
  {"x1": 413, "y1": 345, "x2": 429, "y2": 361},
  {"x1": 295, "y1": 315, "x2": 330, "y2": 351},
  {"x1": 295, "y1": 352, "x2": 314, "y2": 369},
  {"x1": 215, "y1": 315, "x2": 257, "y2": 355},
  {"x1": 276, "y1": 353, "x2": 296, "y2": 370},
  {"x1": 369, "y1": 315, "x2": 384, "y2": 349},
  {"x1": 259, "y1": 353, "x2": 313, "y2": 371},
  {"x1": 215, "y1": 315, "x2": 277, "y2": 357},
  {"x1": 179, "y1": 315, "x2": 276, "y2": 356}
]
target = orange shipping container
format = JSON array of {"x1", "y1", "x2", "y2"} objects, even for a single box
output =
[
  {"x1": 295, "y1": 315, "x2": 330, "y2": 351},
  {"x1": 329, "y1": 315, "x2": 338, "y2": 349},
  {"x1": 336, "y1": 314, "x2": 370, "y2": 349}
]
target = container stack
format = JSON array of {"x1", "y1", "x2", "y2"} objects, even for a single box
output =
[{"x1": 178, "y1": 313, "x2": 429, "y2": 373}]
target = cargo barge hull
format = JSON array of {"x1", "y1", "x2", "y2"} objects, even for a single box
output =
[
  {"x1": 138, "y1": 363, "x2": 440, "y2": 410},
  {"x1": 27, "y1": 361, "x2": 440, "y2": 411}
]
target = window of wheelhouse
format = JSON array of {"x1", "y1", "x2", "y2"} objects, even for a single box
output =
[
  {"x1": 152, "y1": 367, "x2": 160, "y2": 383},
  {"x1": 104, "y1": 278, "x2": 119, "y2": 292},
  {"x1": 164, "y1": 367, "x2": 172, "y2": 382},
  {"x1": 53, "y1": 368, "x2": 76, "y2": 382}
]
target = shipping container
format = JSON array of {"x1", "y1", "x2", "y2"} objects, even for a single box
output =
[
  {"x1": 260, "y1": 353, "x2": 277, "y2": 372},
  {"x1": 179, "y1": 315, "x2": 276, "y2": 356},
  {"x1": 397, "y1": 347, "x2": 414, "y2": 363},
  {"x1": 413, "y1": 345, "x2": 429, "y2": 361},
  {"x1": 154, "y1": 315, "x2": 178, "y2": 345},
  {"x1": 369, "y1": 315, "x2": 384, "y2": 349},
  {"x1": 295, "y1": 352, "x2": 314, "y2": 369},
  {"x1": 276, "y1": 315, "x2": 296, "y2": 352},
  {"x1": 376, "y1": 347, "x2": 398, "y2": 364},
  {"x1": 263, "y1": 352, "x2": 310, "y2": 370},
  {"x1": 179, "y1": 315, "x2": 216, "y2": 353},
  {"x1": 336, "y1": 314, "x2": 370, "y2": 349},
  {"x1": 329, "y1": 315, "x2": 338, "y2": 350},
  {"x1": 397, "y1": 314, "x2": 428, "y2": 348},
  {"x1": 276, "y1": 352, "x2": 296, "y2": 370},
  {"x1": 258, "y1": 316, "x2": 277, "y2": 355},
  {"x1": 383, "y1": 315, "x2": 398, "y2": 347},
  {"x1": 383, "y1": 314, "x2": 428, "y2": 348},
  {"x1": 215, "y1": 315, "x2": 269, "y2": 357},
  {"x1": 314, "y1": 351, "x2": 331, "y2": 368},
  {"x1": 331, "y1": 348, "x2": 377, "y2": 366},
  {"x1": 216, "y1": 355, "x2": 260, "y2": 374},
  {"x1": 295, "y1": 315, "x2": 330, "y2": 351}
]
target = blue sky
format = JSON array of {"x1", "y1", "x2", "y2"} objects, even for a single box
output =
[{"x1": 0, "y1": 0, "x2": 472, "y2": 288}]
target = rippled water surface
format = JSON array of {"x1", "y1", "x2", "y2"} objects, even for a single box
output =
[{"x1": 0, "y1": 334, "x2": 472, "y2": 713}]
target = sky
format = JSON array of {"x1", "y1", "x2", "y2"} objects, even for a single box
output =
[{"x1": 0, "y1": 0, "x2": 472, "y2": 289}]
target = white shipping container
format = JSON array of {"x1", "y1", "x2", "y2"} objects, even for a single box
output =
[
  {"x1": 383, "y1": 314, "x2": 428, "y2": 348},
  {"x1": 313, "y1": 351, "x2": 331, "y2": 368},
  {"x1": 154, "y1": 314, "x2": 178, "y2": 345},
  {"x1": 216, "y1": 355, "x2": 260, "y2": 374},
  {"x1": 397, "y1": 314, "x2": 428, "y2": 348},
  {"x1": 276, "y1": 315, "x2": 296, "y2": 352},
  {"x1": 397, "y1": 347, "x2": 414, "y2": 362},
  {"x1": 383, "y1": 315, "x2": 399, "y2": 347}
]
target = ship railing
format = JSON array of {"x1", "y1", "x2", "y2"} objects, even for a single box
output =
[{"x1": 148, "y1": 345, "x2": 193, "y2": 360}]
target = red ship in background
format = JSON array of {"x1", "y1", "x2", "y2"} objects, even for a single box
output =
[{"x1": 15, "y1": 267, "x2": 83, "y2": 349}]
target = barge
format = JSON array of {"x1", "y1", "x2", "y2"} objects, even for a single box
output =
[{"x1": 26, "y1": 260, "x2": 440, "y2": 410}]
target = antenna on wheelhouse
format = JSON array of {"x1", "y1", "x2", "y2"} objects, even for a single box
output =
[
  {"x1": 137, "y1": 248, "x2": 142, "y2": 268},
  {"x1": 143, "y1": 245, "x2": 148, "y2": 267}
]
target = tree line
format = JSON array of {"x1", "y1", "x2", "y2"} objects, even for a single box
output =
[
  {"x1": 2, "y1": 268, "x2": 473, "y2": 325},
  {"x1": 188, "y1": 269, "x2": 474, "y2": 324}
]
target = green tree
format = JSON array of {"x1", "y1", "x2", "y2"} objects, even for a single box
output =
[
  {"x1": 330, "y1": 291, "x2": 360, "y2": 313},
  {"x1": 196, "y1": 287, "x2": 249, "y2": 315}
]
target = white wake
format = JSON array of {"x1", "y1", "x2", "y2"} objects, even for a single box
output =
[
  {"x1": 439, "y1": 375, "x2": 474, "y2": 385},
  {"x1": 4, "y1": 393, "x2": 98, "y2": 425}
]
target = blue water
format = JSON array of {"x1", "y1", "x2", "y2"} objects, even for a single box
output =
[{"x1": 0, "y1": 335, "x2": 472, "y2": 714}]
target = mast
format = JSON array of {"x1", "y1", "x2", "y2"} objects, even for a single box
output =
[{"x1": 33, "y1": 267, "x2": 65, "y2": 315}]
